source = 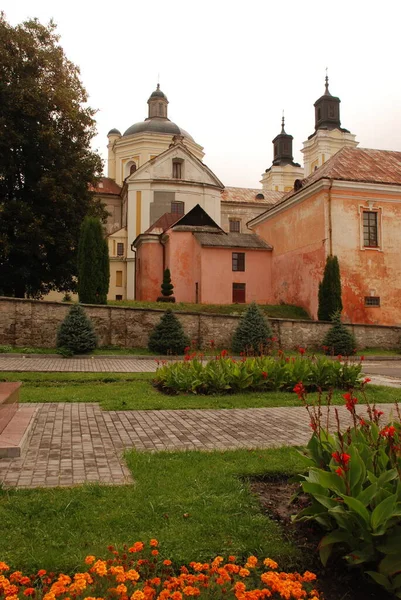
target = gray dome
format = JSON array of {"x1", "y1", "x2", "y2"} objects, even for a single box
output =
[
  {"x1": 148, "y1": 84, "x2": 167, "y2": 100},
  {"x1": 123, "y1": 118, "x2": 194, "y2": 141},
  {"x1": 108, "y1": 128, "x2": 121, "y2": 136}
]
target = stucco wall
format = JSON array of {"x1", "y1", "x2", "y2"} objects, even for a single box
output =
[{"x1": 0, "y1": 298, "x2": 400, "y2": 351}]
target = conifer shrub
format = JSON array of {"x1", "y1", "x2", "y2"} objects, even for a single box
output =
[
  {"x1": 78, "y1": 217, "x2": 110, "y2": 304},
  {"x1": 56, "y1": 304, "x2": 98, "y2": 354},
  {"x1": 322, "y1": 311, "x2": 356, "y2": 356},
  {"x1": 148, "y1": 309, "x2": 190, "y2": 354},
  {"x1": 157, "y1": 268, "x2": 175, "y2": 303},
  {"x1": 231, "y1": 302, "x2": 273, "y2": 355},
  {"x1": 318, "y1": 255, "x2": 343, "y2": 321}
]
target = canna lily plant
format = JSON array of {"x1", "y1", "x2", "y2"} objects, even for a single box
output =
[{"x1": 292, "y1": 383, "x2": 401, "y2": 597}]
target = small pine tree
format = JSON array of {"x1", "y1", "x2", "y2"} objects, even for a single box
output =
[
  {"x1": 57, "y1": 304, "x2": 98, "y2": 354},
  {"x1": 78, "y1": 217, "x2": 110, "y2": 304},
  {"x1": 322, "y1": 311, "x2": 356, "y2": 356},
  {"x1": 318, "y1": 255, "x2": 343, "y2": 321},
  {"x1": 161, "y1": 269, "x2": 174, "y2": 297},
  {"x1": 232, "y1": 302, "x2": 273, "y2": 355},
  {"x1": 148, "y1": 309, "x2": 190, "y2": 354}
]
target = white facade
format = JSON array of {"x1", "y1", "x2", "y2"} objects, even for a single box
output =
[{"x1": 302, "y1": 128, "x2": 358, "y2": 177}]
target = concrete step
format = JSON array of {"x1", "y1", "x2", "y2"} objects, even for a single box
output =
[{"x1": 0, "y1": 405, "x2": 37, "y2": 458}]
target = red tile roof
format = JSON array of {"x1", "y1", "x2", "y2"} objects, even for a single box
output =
[
  {"x1": 221, "y1": 187, "x2": 283, "y2": 205},
  {"x1": 89, "y1": 177, "x2": 122, "y2": 195},
  {"x1": 146, "y1": 213, "x2": 180, "y2": 233}
]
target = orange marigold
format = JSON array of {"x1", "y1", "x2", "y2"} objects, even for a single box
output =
[
  {"x1": 150, "y1": 540, "x2": 158, "y2": 548},
  {"x1": 23, "y1": 593, "x2": 36, "y2": 599},
  {"x1": 0, "y1": 563, "x2": 10, "y2": 572},
  {"x1": 116, "y1": 584, "x2": 128, "y2": 595},
  {"x1": 129, "y1": 543, "x2": 144, "y2": 553},
  {"x1": 171, "y1": 593, "x2": 182, "y2": 600},
  {"x1": 151, "y1": 550, "x2": 159, "y2": 557},
  {"x1": 131, "y1": 592, "x2": 145, "y2": 600},
  {"x1": 301, "y1": 571, "x2": 317, "y2": 582},
  {"x1": 85, "y1": 556, "x2": 96, "y2": 565},
  {"x1": 245, "y1": 556, "x2": 258, "y2": 569},
  {"x1": 125, "y1": 570, "x2": 140, "y2": 583},
  {"x1": 37, "y1": 571, "x2": 47, "y2": 578},
  {"x1": 239, "y1": 569, "x2": 250, "y2": 578},
  {"x1": 182, "y1": 586, "x2": 200, "y2": 597},
  {"x1": 263, "y1": 559, "x2": 278, "y2": 570},
  {"x1": 163, "y1": 561, "x2": 172, "y2": 567}
]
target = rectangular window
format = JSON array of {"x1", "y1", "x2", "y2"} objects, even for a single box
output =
[
  {"x1": 117, "y1": 242, "x2": 124, "y2": 256},
  {"x1": 173, "y1": 161, "x2": 182, "y2": 178},
  {"x1": 232, "y1": 283, "x2": 246, "y2": 303},
  {"x1": 229, "y1": 219, "x2": 241, "y2": 233},
  {"x1": 115, "y1": 295, "x2": 123, "y2": 301},
  {"x1": 232, "y1": 252, "x2": 245, "y2": 271},
  {"x1": 171, "y1": 201, "x2": 184, "y2": 215},
  {"x1": 365, "y1": 296, "x2": 380, "y2": 307},
  {"x1": 363, "y1": 211, "x2": 378, "y2": 247},
  {"x1": 116, "y1": 270, "x2": 123, "y2": 287}
]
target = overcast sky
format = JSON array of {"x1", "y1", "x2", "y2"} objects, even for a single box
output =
[{"x1": 3, "y1": 0, "x2": 401, "y2": 188}]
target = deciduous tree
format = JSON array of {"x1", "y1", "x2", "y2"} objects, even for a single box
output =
[{"x1": 0, "y1": 15, "x2": 104, "y2": 297}]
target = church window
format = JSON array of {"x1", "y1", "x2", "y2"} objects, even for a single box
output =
[
  {"x1": 117, "y1": 242, "x2": 124, "y2": 256},
  {"x1": 171, "y1": 201, "x2": 184, "y2": 216},
  {"x1": 232, "y1": 283, "x2": 246, "y2": 303},
  {"x1": 130, "y1": 163, "x2": 137, "y2": 174},
  {"x1": 115, "y1": 295, "x2": 123, "y2": 300},
  {"x1": 229, "y1": 219, "x2": 241, "y2": 233},
  {"x1": 172, "y1": 160, "x2": 183, "y2": 178},
  {"x1": 232, "y1": 252, "x2": 245, "y2": 272},
  {"x1": 363, "y1": 211, "x2": 378, "y2": 247},
  {"x1": 159, "y1": 103, "x2": 163, "y2": 116},
  {"x1": 116, "y1": 271, "x2": 123, "y2": 287}
]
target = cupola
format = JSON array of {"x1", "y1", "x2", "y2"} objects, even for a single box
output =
[
  {"x1": 272, "y1": 115, "x2": 296, "y2": 166},
  {"x1": 314, "y1": 75, "x2": 341, "y2": 131},
  {"x1": 147, "y1": 84, "x2": 169, "y2": 119}
]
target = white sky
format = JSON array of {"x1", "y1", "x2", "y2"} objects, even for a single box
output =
[{"x1": 3, "y1": 0, "x2": 401, "y2": 188}]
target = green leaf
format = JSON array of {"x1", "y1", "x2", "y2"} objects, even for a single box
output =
[
  {"x1": 366, "y1": 571, "x2": 391, "y2": 590},
  {"x1": 378, "y1": 469, "x2": 399, "y2": 487},
  {"x1": 348, "y1": 445, "x2": 366, "y2": 493},
  {"x1": 307, "y1": 467, "x2": 346, "y2": 494},
  {"x1": 319, "y1": 530, "x2": 352, "y2": 548},
  {"x1": 357, "y1": 483, "x2": 378, "y2": 507},
  {"x1": 377, "y1": 527, "x2": 401, "y2": 554},
  {"x1": 340, "y1": 495, "x2": 371, "y2": 526},
  {"x1": 379, "y1": 553, "x2": 401, "y2": 577},
  {"x1": 371, "y1": 494, "x2": 396, "y2": 531},
  {"x1": 319, "y1": 543, "x2": 333, "y2": 566}
]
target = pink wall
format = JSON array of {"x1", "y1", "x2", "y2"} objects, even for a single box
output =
[
  {"x1": 164, "y1": 231, "x2": 201, "y2": 302},
  {"x1": 136, "y1": 242, "x2": 163, "y2": 301},
  {"x1": 199, "y1": 247, "x2": 272, "y2": 304},
  {"x1": 254, "y1": 192, "x2": 327, "y2": 319}
]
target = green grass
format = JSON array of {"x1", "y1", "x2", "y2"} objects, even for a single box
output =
[
  {"x1": 0, "y1": 372, "x2": 399, "y2": 409},
  {"x1": 0, "y1": 447, "x2": 308, "y2": 574},
  {"x1": 107, "y1": 300, "x2": 311, "y2": 320}
]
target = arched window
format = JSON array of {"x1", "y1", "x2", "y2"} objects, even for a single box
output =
[
  {"x1": 130, "y1": 163, "x2": 137, "y2": 175},
  {"x1": 159, "y1": 103, "x2": 164, "y2": 116}
]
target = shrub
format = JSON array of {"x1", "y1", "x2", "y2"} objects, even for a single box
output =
[
  {"x1": 318, "y1": 255, "x2": 343, "y2": 321},
  {"x1": 148, "y1": 309, "x2": 190, "y2": 354},
  {"x1": 0, "y1": 345, "x2": 12, "y2": 353},
  {"x1": 157, "y1": 268, "x2": 175, "y2": 302},
  {"x1": 323, "y1": 311, "x2": 356, "y2": 356},
  {"x1": 0, "y1": 542, "x2": 320, "y2": 600},
  {"x1": 78, "y1": 217, "x2": 110, "y2": 304},
  {"x1": 293, "y1": 384, "x2": 401, "y2": 597},
  {"x1": 56, "y1": 304, "x2": 97, "y2": 354},
  {"x1": 232, "y1": 302, "x2": 273, "y2": 355},
  {"x1": 154, "y1": 352, "x2": 362, "y2": 395}
]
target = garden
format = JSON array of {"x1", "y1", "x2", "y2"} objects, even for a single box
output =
[{"x1": 1, "y1": 304, "x2": 401, "y2": 600}]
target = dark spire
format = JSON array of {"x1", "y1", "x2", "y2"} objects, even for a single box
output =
[
  {"x1": 271, "y1": 114, "x2": 299, "y2": 167},
  {"x1": 313, "y1": 73, "x2": 341, "y2": 131}
]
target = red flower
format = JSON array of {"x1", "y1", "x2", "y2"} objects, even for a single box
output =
[
  {"x1": 309, "y1": 421, "x2": 317, "y2": 432},
  {"x1": 337, "y1": 355, "x2": 342, "y2": 361},
  {"x1": 335, "y1": 467, "x2": 345, "y2": 478},
  {"x1": 293, "y1": 382, "x2": 305, "y2": 398},
  {"x1": 23, "y1": 589, "x2": 35, "y2": 597},
  {"x1": 220, "y1": 349, "x2": 228, "y2": 358},
  {"x1": 332, "y1": 452, "x2": 351, "y2": 466},
  {"x1": 343, "y1": 392, "x2": 358, "y2": 412},
  {"x1": 359, "y1": 418, "x2": 367, "y2": 427},
  {"x1": 298, "y1": 347, "x2": 306, "y2": 355},
  {"x1": 373, "y1": 408, "x2": 384, "y2": 418},
  {"x1": 184, "y1": 346, "x2": 190, "y2": 354},
  {"x1": 360, "y1": 355, "x2": 365, "y2": 361},
  {"x1": 363, "y1": 377, "x2": 371, "y2": 384},
  {"x1": 210, "y1": 340, "x2": 215, "y2": 348},
  {"x1": 380, "y1": 426, "x2": 396, "y2": 438},
  {"x1": 261, "y1": 371, "x2": 268, "y2": 379}
]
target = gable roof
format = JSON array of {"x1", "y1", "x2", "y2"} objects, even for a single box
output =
[
  {"x1": 221, "y1": 186, "x2": 283, "y2": 205},
  {"x1": 171, "y1": 204, "x2": 224, "y2": 232},
  {"x1": 194, "y1": 232, "x2": 272, "y2": 250},
  {"x1": 127, "y1": 141, "x2": 224, "y2": 188},
  {"x1": 248, "y1": 147, "x2": 401, "y2": 226},
  {"x1": 145, "y1": 213, "x2": 180, "y2": 233},
  {"x1": 89, "y1": 177, "x2": 122, "y2": 195}
]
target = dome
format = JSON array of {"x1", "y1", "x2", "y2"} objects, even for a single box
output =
[
  {"x1": 123, "y1": 118, "x2": 194, "y2": 141},
  {"x1": 108, "y1": 128, "x2": 121, "y2": 136},
  {"x1": 149, "y1": 85, "x2": 167, "y2": 100}
]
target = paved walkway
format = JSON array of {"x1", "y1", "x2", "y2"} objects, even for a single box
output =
[
  {"x1": 0, "y1": 402, "x2": 397, "y2": 488},
  {"x1": 0, "y1": 356, "x2": 158, "y2": 372}
]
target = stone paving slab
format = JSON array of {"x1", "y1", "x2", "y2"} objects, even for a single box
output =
[
  {"x1": 0, "y1": 402, "x2": 397, "y2": 489},
  {"x1": 0, "y1": 356, "x2": 158, "y2": 372}
]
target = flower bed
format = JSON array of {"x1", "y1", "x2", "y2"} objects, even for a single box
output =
[
  {"x1": 153, "y1": 352, "x2": 362, "y2": 395},
  {"x1": 0, "y1": 542, "x2": 320, "y2": 600},
  {"x1": 293, "y1": 385, "x2": 401, "y2": 597}
]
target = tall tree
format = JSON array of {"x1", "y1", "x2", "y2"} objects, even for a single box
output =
[
  {"x1": 0, "y1": 15, "x2": 104, "y2": 297},
  {"x1": 317, "y1": 255, "x2": 343, "y2": 321},
  {"x1": 78, "y1": 217, "x2": 109, "y2": 304}
]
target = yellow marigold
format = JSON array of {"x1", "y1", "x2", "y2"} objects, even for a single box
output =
[
  {"x1": 263, "y1": 559, "x2": 278, "y2": 570},
  {"x1": 309, "y1": 590, "x2": 319, "y2": 598},
  {"x1": 0, "y1": 563, "x2": 10, "y2": 572},
  {"x1": 245, "y1": 556, "x2": 258, "y2": 569},
  {"x1": 125, "y1": 570, "x2": 140, "y2": 582},
  {"x1": 85, "y1": 556, "x2": 96, "y2": 565},
  {"x1": 239, "y1": 569, "x2": 250, "y2": 578},
  {"x1": 182, "y1": 586, "x2": 200, "y2": 597},
  {"x1": 131, "y1": 591, "x2": 145, "y2": 600},
  {"x1": 150, "y1": 539, "x2": 158, "y2": 547}
]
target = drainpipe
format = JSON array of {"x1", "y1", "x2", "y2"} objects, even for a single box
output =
[{"x1": 328, "y1": 178, "x2": 333, "y2": 256}]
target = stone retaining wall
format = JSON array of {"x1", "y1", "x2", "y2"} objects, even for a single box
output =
[{"x1": 0, "y1": 297, "x2": 400, "y2": 351}]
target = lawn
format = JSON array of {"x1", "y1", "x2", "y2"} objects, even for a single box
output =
[
  {"x1": 0, "y1": 372, "x2": 399, "y2": 409},
  {"x1": 0, "y1": 447, "x2": 309, "y2": 574}
]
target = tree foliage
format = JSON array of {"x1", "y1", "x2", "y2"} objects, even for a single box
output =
[
  {"x1": 232, "y1": 302, "x2": 273, "y2": 355},
  {"x1": 317, "y1": 255, "x2": 343, "y2": 321},
  {"x1": 161, "y1": 269, "x2": 174, "y2": 297},
  {"x1": 78, "y1": 217, "x2": 109, "y2": 304},
  {"x1": 0, "y1": 15, "x2": 104, "y2": 298},
  {"x1": 56, "y1": 304, "x2": 97, "y2": 354},
  {"x1": 322, "y1": 311, "x2": 356, "y2": 356},
  {"x1": 148, "y1": 309, "x2": 190, "y2": 354}
]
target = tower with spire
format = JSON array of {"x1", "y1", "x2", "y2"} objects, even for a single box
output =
[
  {"x1": 261, "y1": 114, "x2": 304, "y2": 192},
  {"x1": 301, "y1": 73, "x2": 358, "y2": 177}
]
